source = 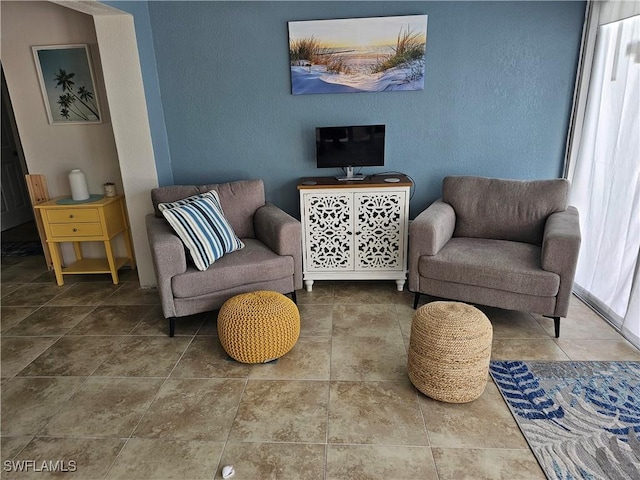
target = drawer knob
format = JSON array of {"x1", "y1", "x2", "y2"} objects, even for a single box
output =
[
  {"x1": 73, "y1": 228, "x2": 78, "y2": 232},
  {"x1": 69, "y1": 214, "x2": 75, "y2": 219}
]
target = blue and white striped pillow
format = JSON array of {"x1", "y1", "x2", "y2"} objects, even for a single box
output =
[{"x1": 159, "y1": 190, "x2": 244, "y2": 271}]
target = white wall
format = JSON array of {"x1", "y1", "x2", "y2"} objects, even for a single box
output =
[
  {"x1": 1, "y1": 0, "x2": 159, "y2": 287},
  {"x1": 1, "y1": 1, "x2": 123, "y2": 201}
]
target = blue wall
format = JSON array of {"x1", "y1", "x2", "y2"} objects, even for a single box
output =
[
  {"x1": 133, "y1": 1, "x2": 585, "y2": 216},
  {"x1": 104, "y1": 1, "x2": 173, "y2": 186}
]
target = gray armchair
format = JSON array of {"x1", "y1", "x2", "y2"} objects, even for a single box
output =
[
  {"x1": 408, "y1": 176, "x2": 580, "y2": 337},
  {"x1": 146, "y1": 179, "x2": 302, "y2": 336}
]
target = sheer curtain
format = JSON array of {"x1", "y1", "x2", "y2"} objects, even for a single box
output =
[{"x1": 569, "y1": 14, "x2": 640, "y2": 347}]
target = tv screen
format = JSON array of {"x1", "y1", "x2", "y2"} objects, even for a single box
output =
[{"x1": 316, "y1": 125, "x2": 385, "y2": 169}]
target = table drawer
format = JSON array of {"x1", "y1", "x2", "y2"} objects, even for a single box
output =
[
  {"x1": 50, "y1": 222, "x2": 103, "y2": 238},
  {"x1": 46, "y1": 208, "x2": 100, "y2": 224}
]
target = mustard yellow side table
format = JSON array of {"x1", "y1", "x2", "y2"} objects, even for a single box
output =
[{"x1": 34, "y1": 194, "x2": 135, "y2": 286}]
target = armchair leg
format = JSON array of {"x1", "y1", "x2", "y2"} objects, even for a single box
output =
[
  {"x1": 543, "y1": 316, "x2": 561, "y2": 338},
  {"x1": 169, "y1": 317, "x2": 176, "y2": 337},
  {"x1": 289, "y1": 291, "x2": 297, "y2": 304},
  {"x1": 413, "y1": 293, "x2": 421, "y2": 310}
]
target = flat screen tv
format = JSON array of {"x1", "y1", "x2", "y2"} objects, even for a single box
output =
[{"x1": 316, "y1": 124, "x2": 385, "y2": 180}]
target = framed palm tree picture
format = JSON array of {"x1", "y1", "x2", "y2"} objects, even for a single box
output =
[{"x1": 32, "y1": 44, "x2": 101, "y2": 124}]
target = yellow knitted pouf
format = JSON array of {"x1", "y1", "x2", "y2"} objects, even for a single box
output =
[
  {"x1": 217, "y1": 291, "x2": 300, "y2": 364},
  {"x1": 408, "y1": 301, "x2": 493, "y2": 403}
]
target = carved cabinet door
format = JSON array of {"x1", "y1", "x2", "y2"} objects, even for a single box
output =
[
  {"x1": 302, "y1": 192, "x2": 354, "y2": 271},
  {"x1": 354, "y1": 192, "x2": 404, "y2": 270}
]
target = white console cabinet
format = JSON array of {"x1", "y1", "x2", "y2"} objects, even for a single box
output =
[{"x1": 298, "y1": 175, "x2": 411, "y2": 292}]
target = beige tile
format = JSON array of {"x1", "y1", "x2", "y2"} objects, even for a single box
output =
[
  {"x1": 333, "y1": 281, "x2": 403, "y2": 304},
  {"x1": 41, "y1": 377, "x2": 163, "y2": 438},
  {"x1": 100, "y1": 281, "x2": 160, "y2": 305},
  {"x1": 131, "y1": 305, "x2": 203, "y2": 336},
  {"x1": 419, "y1": 380, "x2": 528, "y2": 449},
  {"x1": 1, "y1": 284, "x2": 68, "y2": 306},
  {"x1": 2, "y1": 437, "x2": 125, "y2": 480},
  {"x1": 326, "y1": 444, "x2": 437, "y2": 480},
  {"x1": 93, "y1": 336, "x2": 191, "y2": 377},
  {"x1": 195, "y1": 311, "x2": 218, "y2": 335},
  {"x1": 491, "y1": 338, "x2": 570, "y2": 361},
  {"x1": 1, "y1": 306, "x2": 38, "y2": 332},
  {"x1": 396, "y1": 303, "x2": 417, "y2": 339},
  {"x1": 298, "y1": 303, "x2": 333, "y2": 337},
  {"x1": 105, "y1": 438, "x2": 223, "y2": 480},
  {"x1": 171, "y1": 336, "x2": 252, "y2": 378},
  {"x1": 68, "y1": 305, "x2": 149, "y2": 335},
  {"x1": 46, "y1": 282, "x2": 121, "y2": 306},
  {"x1": 1, "y1": 284, "x2": 22, "y2": 298},
  {"x1": 556, "y1": 338, "x2": 640, "y2": 361},
  {"x1": 537, "y1": 312, "x2": 622, "y2": 340},
  {"x1": 249, "y1": 337, "x2": 331, "y2": 380},
  {"x1": 1, "y1": 263, "x2": 49, "y2": 284},
  {"x1": 328, "y1": 380, "x2": 427, "y2": 446},
  {"x1": 217, "y1": 442, "x2": 325, "y2": 480},
  {"x1": 1, "y1": 377, "x2": 86, "y2": 435},
  {"x1": 332, "y1": 303, "x2": 400, "y2": 337},
  {"x1": 432, "y1": 447, "x2": 545, "y2": 480},
  {"x1": 331, "y1": 335, "x2": 407, "y2": 381},
  {"x1": 133, "y1": 378, "x2": 245, "y2": 441},
  {"x1": 229, "y1": 379, "x2": 329, "y2": 443},
  {"x1": 19, "y1": 336, "x2": 126, "y2": 376},
  {"x1": 0, "y1": 336, "x2": 59, "y2": 377},
  {"x1": 1, "y1": 436, "x2": 33, "y2": 461},
  {"x1": 479, "y1": 306, "x2": 549, "y2": 338},
  {"x1": 296, "y1": 281, "x2": 334, "y2": 304},
  {"x1": 568, "y1": 293, "x2": 602, "y2": 317},
  {"x1": 4, "y1": 306, "x2": 94, "y2": 336}
]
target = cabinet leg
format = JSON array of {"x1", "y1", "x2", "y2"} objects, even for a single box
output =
[
  {"x1": 395, "y1": 279, "x2": 405, "y2": 292},
  {"x1": 304, "y1": 280, "x2": 314, "y2": 292},
  {"x1": 103, "y1": 240, "x2": 120, "y2": 284},
  {"x1": 49, "y1": 242, "x2": 65, "y2": 286},
  {"x1": 72, "y1": 242, "x2": 83, "y2": 260}
]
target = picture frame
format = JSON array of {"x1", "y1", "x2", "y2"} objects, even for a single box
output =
[
  {"x1": 288, "y1": 15, "x2": 427, "y2": 95},
  {"x1": 32, "y1": 44, "x2": 102, "y2": 124}
]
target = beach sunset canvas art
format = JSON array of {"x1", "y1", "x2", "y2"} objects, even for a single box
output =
[{"x1": 288, "y1": 15, "x2": 427, "y2": 95}]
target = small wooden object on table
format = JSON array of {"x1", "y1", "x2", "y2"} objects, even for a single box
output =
[{"x1": 34, "y1": 194, "x2": 135, "y2": 286}]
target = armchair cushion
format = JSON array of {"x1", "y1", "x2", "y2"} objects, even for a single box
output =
[
  {"x1": 418, "y1": 237, "x2": 560, "y2": 297},
  {"x1": 443, "y1": 176, "x2": 569, "y2": 245},
  {"x1": 159, "y1": 190, "x2": 244, "y2": 271},
  {"x1": 171, "y1": 239, "x2": 294, "y2": 298}
]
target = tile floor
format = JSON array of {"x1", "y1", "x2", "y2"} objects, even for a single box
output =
[{"x1": 1, "y1": 253, "x2": 639, "y2": 479}]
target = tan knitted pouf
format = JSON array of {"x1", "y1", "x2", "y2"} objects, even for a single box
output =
[
  {"x1": 217, "y1": 291, "x2": 300, "y2": 364},
  {"x1": 408, "y1": 301, "x2": 493, "y2": 403}
]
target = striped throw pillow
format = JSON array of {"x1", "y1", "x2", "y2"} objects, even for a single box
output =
[{"x1": 159, "y1": 190, "x2": 244, "y2": 271}]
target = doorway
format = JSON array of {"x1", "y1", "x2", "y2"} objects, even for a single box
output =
[{"x1": 1, "y1": 66, "x2": 33, "y2": 233}]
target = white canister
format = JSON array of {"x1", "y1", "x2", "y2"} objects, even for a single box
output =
[{"x1": 68, "y1": 169, "x2": 89, "y2": 201}]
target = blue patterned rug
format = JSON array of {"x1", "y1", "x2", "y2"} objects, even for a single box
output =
[{"x1": 490, "y1": 361, "x2": 640, "y2": 480}]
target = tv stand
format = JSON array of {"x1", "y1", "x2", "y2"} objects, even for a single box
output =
[
  {"x1": 336, "y1": 166, "x2": 365, "y2": 181},
  {"x1": 297, "y1": 175, "x2": 411, "y2": 292}
]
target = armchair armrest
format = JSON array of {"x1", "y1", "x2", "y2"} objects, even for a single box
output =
[
  {"x1": 254, "y1": 203, "x2": 302, "y2": 290},
  {"x1": 408, "y1": 199, "x2": 456, "y2": 291},
  {"x1": 541, "y1": 206, "x2": 581, "y2": 317},
  {"x1": 146, "y1": 214, "x2": 187, "y2": 318}
]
